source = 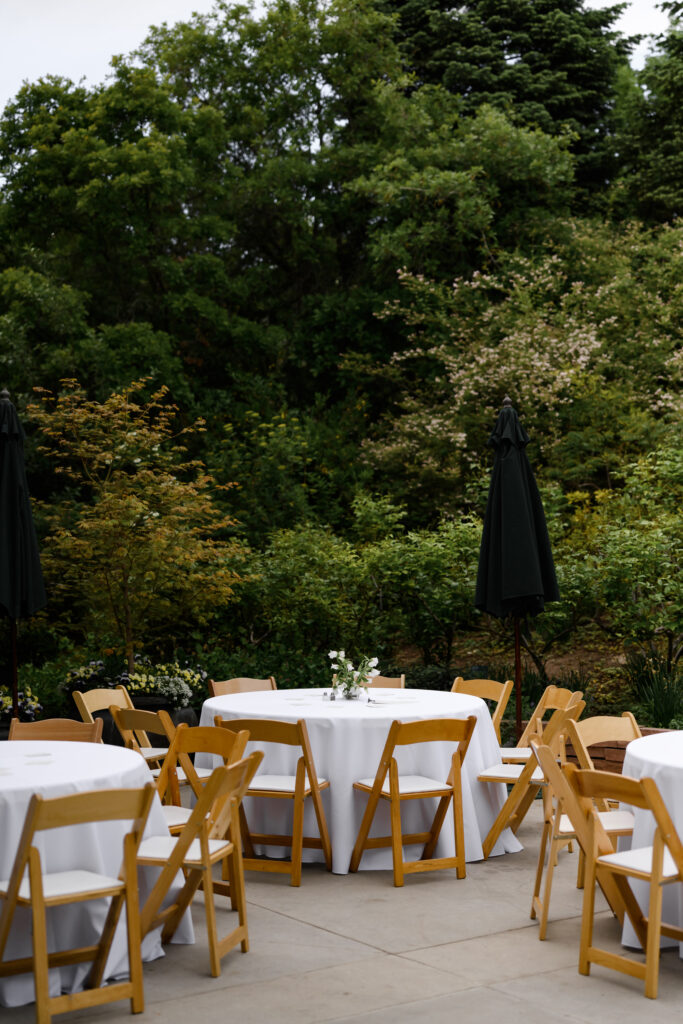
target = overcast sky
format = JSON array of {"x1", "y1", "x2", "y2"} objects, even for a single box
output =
[{"x1": 0, "y1": 0, "x2": 671, "y2": 114}]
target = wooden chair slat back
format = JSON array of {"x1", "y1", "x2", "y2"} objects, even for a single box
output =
[
  {"x1": 519, "y1": 685, "x2": 584, "y2": 746},
  {"x1": 451, "y1": 677, "x2": 513, "y2": 742},
  {"x1": 8, "y1": 717, "x2": 103, "y2": 742},
  {"x1": 156, "y1": 724, "x2": 250, "y2": 801},
  {"x1": 73, "y1": 684, "x2": 134, "y2": 722},
  {"x1": 368, "y1": 675, "x2": 405, "y2": 689},
  {"x1": 110, "y1": 706, "x2": 175, "y2": 751},
  {"x1": 174, "y1": 724, "x2": 250, "y2": 761},
  {"x1": 451, "y1": 677, "x2": 511, "y2": 703},
  {"x1": 571, "y1": 766, "x2": 650, "y2": 811},
  {"x1": 566, "y1": 713, "x2": 641, "y2": 769},
  {"x1": 209, "y1": 676, "x2": 276, "y2": 697},
  {"x1": 33, "y1": 784, "x2": 156, "y2": 832},
  {"x1": 215, "y1": 716, "x2": 302, "y2": 747},
  {"x1": 394, "y1": 715, "x2": 476, "y2": 751}
]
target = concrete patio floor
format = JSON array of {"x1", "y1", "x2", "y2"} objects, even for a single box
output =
[{"x1": 9, "y1": 802, "x2": 683, "y2": 1023}]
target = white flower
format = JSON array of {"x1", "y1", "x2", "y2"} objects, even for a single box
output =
[
  {"x1": 339, "y1": 650, "x2": 346, "y2": 659},
  {"x1": 328, "y1": 650, "x2": 338, "y2": 659},
  {"x1": 369, "y1": 669, "x2": 380, "y2": 678},
  {"x1": 369, "y1": 658, "x2": 379, "y2": 668}
]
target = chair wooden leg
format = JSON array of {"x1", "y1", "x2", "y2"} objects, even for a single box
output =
[
  {"x1": 310, "y1": 785, "x2": 332, "y2": 871},
  {"x1": 451, "y1": 760, "x2": 466, "y2": 879},
  {"x1": 350, "y1": 785, "x2": 383, "y2": 873},
  {"x1": 578, "y1": 843, "x2": 597, "y2": 976},
  {"x1": 291, "y1": 770, "x2": 306, "y2": 887},
  {"x1": 123, "y1": 839, "x2": 145, "y2": 1014},
  {"x1": 29, "y1": 851, "x2": 51, "y2": 1024},
  {"x1": 203, "y1": 865, "x2": 221, "y2": 978},
  {"x1": 576, "y1": 848, "x2": 585, "y2": 889},
  {"x1": 229, "y1": 843, "x2": 250, "y2": 953},
  {"x1": 240, "y1": 804, "x2": 256, "y2": 859},
  {"x1": 389, "y1": 762, "x2": 404, "y2": 887},
  {"x1": 531, "y1": 819, "x2": 551, "y2": 921},
  {"x1": 538, "y1": 834, "x2": 561, "y2": 941},
  {"x1": 645, "y1": 839, "x2": 664, "y2": 999}
]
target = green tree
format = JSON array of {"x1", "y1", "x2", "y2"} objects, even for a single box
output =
[
  {"x1": 28, "y1": 379, "x2": 244, "y2": 670},
  {"x1": 611, "y1": 2, "x2": 683, "y2": 222},
  {"x1": 361, "y1": 220, "x2": 682, "y2": 520},
  {"x1": 349, "y1": 91, "x2": 574, "y2": 280},
  {"x1": 379, "y1": 0, "x2": 632, "y2": 203}
]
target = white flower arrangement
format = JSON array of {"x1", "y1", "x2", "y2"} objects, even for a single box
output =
[{"x1": 328, "y1": 651, "x2": 380, "y2": 698}]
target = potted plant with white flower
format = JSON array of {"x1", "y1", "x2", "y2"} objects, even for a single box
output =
[{"x1": 328, "y1": 651, "x2": 380, "y2": 699}]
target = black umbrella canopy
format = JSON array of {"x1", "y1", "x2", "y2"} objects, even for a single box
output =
[
  {"x1": 0, "y1": 389, "x2": 47, "y2": 717},
  {"x1": 475, "y1": 397, "x2": 559, "y2": 736},
  {"x1": 476, "y1": 398, "x2": 559, "y2": 618}
]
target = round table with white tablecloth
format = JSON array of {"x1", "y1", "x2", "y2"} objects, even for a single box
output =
[
  {"x1": 622, "y1": 731, "x2": 683, "y2": 952},
  {"x1": 0, "y1": 741, "x2": 193, "y2": 1008},
  {"x1": 199, "y1": 688, "x2": 522, "y2": 874}
]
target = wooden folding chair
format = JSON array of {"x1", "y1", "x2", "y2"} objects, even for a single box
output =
[
  {"x1": 567, "y1": 713, "x2": 642, "y2": 780},
  {"x1": 110, "y1": 706, "x2": 175, "y2": 764},
  {"x1": 478, "y1": 700, "x2": 585, "y2": 860},
  {"x1": 531, "y1": 747, "x2": 648, "y2": 949},
  {"x1": 209, "y1": 677, "x2": 277, "y2": 698},
  {"x1": 74, "y1": 685, "x2": 167, "y2": 764},
  {"x1": 9, "y1": 717, "x2": 103, "y2": 742},
  {"x1": 138, "y1": 753, "x2": 263, "y2": 978},
  {"x1": 572, "y1": 767, "x2": 683, "y2": 999},
  {"x1": 155, "y1": 723, "x2": 250, "y2": 834},
  {"x1": 451, "y1": 677, "x2": 513, "y2": 744},
  {"x1": 367, "y1": 675, "x2": 406, "y2": 689},
  {"x1": 0, "y1": 783, "x2": 155, "y2": 1023},
  {"x1": 214, "y1": 717, "x2": 332, "y2": 886},
  {"x1": 530, "y1": 740, "x2": 635, "y2": 940},
  {"x1": 499, "y1": 685, "x2": 584, "y2": 763},
  {"x1": 349, "y1": 716, "x2": 477, "y2": 887}
]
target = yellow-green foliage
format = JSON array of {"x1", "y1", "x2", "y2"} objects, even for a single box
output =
[{"x1": 29, "y1": 379, "x2": 244, "y2": 670}]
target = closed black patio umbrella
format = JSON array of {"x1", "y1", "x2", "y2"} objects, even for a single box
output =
[
  {"x1": 475, "y1": 397, "x2": 559, "y2": 739},
  {"x1": 0, "y1": 389, "x2": 47, "y2": 719}
]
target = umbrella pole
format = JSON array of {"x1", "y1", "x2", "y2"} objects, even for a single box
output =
[
  {"x1": 514, "y1": 617, "x2": 522, "y2": 741},
  {"x1": 11, "y1": 617, "x2": 19, "y2": 720}
]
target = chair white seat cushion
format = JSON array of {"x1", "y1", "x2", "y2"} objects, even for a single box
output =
[
  {"x1": 0, "y1": 869, "x2": 122, "y2": 901},
  {"x1": 597, "y1": 844, "x2": 679, "y2": 880},
  {"x1": 138, "y1": 835, "x2": 232, "y2": 865},
  {"x1": 151, "y1": 766, "x2": 214, "y2": 782},
  {"x1": 558, "y1": 809, "x2": 634, "y2": 836},
  {"x1": 500, "y1": 747, "x2": 533, "y2": 762},
  {"x1": 355, "y1": 774, "x2": 450, "y2": 795},
  {"x1": 140, "y1": 746, "x2": 168, "y2": 761},
  {"x1": 162, "y1": 805, "x2": 193, "y2": 829},
  {"x1": 478, "y1": 763, "x2": 544, "y2": 784},
  {"x1": 248, "y1": 774, "x2": 328, "y2": 794}
]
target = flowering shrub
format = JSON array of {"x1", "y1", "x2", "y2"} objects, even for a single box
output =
[
  {"x1": 63, "y1": 656, "x2": 208, "y2": 709},
  {"x1": 0, "y1": 687, "x2": 43, "y2": 722},
  {"x1": 329, "y1": 650, "x2": 380, "y2": 696}
]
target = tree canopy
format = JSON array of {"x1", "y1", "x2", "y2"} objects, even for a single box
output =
[{"x1": 0, "y1": 0, "x2": 680, "y2": 706}]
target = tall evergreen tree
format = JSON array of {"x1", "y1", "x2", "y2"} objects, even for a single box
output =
[
  {"x1": 378, "y1": 0, "x2": 632, "y2": 203},
  {"x1": 611, "y1": 1, "x2": 683, "y2": 222}
]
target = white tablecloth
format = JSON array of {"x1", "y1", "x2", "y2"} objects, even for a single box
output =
[
  {"x1": 0, "y1": 741, "x2": 193, "y2": 1008},
  {"x1": 622, "y1": 731, "x2": 683, "y2": 952},
  {"x1": 199, "y1": 688, "x2": 522, "y2": 874}
]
